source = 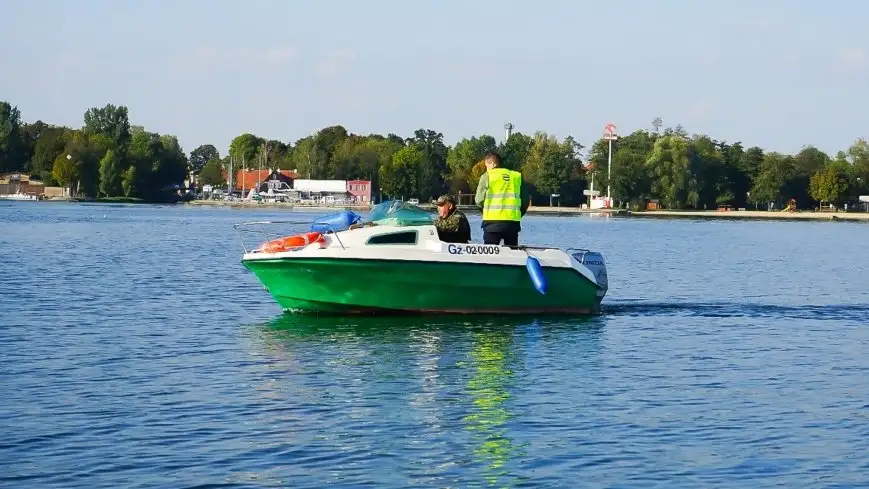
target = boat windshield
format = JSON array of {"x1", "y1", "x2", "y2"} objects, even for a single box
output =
[{"x1": 367, "y1": 200, "x2": 434, "y2": 226}]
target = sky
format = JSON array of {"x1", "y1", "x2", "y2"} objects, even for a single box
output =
[{"x1": 2, "y1": 0, "x2": 867, "y2": 159}]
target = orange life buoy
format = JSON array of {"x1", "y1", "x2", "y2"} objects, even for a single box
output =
[{"x1": 259, "y1": 232, "x2": 324, "y2": 253}]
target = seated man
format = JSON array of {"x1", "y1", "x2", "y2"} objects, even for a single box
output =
[{"x1": 433, "y1": 194, "x2": 471, "y2": 243}]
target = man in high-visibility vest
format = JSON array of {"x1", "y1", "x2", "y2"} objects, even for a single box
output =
[{"x1": 474, "y1": 151, "x2": 530, "y2": 246}]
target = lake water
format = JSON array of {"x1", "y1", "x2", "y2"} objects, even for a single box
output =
[{"x1": 2, "y1": 202, "x2": 868, "y2": 488}]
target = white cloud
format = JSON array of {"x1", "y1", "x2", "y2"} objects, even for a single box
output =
[
  {"x1": 314, "y1": 50, "x2": 355, "y2": 77},
  {"x1": 334, "y1": 93, "x2": 366, "y2": 110},
  {"x1": 183, "y1": 45, "x2": 297, "y2": 67},
  {"x1": 834, "y1": 46, "x2": 867, "y2": 71},
  {"x1": 189, "y1": 47, "x2": 219, "y2": 60},
  {"x1": 724, "y1": 17, "x2": 787, "y2": 31},
  {"x1": 264, "y1": 46, "x2": 298, "y2": 65},
  {"x1": 783, "y1": 52, "x2": 801, "y2": 66},
  {"x1": 685, "y1": 100, "x2": 717, "y2": 120}
]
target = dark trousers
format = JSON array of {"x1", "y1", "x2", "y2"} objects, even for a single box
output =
[{"x1": 483, "y1": 230, "x2": 519, "y2": 246}]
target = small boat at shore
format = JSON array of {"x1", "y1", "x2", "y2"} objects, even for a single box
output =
[
  {"x1": 234, "y1": 201, "x2": 609, "y2": 315},
  {"x1": 0, "y1": 190, "x2": 38, "y2": 201}
]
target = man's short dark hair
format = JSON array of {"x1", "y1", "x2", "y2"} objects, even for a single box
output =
[
  {"x1": 435, "y1": 194, "x2": 456, "y2": 206},
  {"x1": 483, "y1": 152, "x2": 501, "y2": 166}
]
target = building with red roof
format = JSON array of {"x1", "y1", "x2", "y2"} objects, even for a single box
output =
[{"x1": 225, "y1": 169, "x2": 299, "y2": 193}]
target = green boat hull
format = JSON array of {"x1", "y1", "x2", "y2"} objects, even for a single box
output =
[{"x1": 242, "y1": 257, "x2": 602, "y2": 315}]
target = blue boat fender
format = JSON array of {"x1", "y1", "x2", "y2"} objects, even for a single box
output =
[{"x1": 525, "y1": 255, "x2": 548, "y2": 295}]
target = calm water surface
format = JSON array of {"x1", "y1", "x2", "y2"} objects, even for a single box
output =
[{"x1": 1, "y1": 202, "x2": 868, "y2": 488}]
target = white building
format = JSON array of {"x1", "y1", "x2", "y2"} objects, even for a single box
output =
[{"x1": 290, "y1": 179, "x2": 352, "y2": 204}]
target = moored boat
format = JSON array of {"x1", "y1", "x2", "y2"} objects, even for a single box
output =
[
  {"x1": 235, "y1": 201, "x2": 609, "y2": 315},
  {"x1": 0, "y1": 190, "x2": 38, "y2": 201}
]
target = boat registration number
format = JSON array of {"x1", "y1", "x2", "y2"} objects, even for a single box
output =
[{"x1": 446, "y1": 244, "x2": 501, "y2": 255}]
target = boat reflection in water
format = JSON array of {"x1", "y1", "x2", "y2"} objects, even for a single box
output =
[
  {"x1": 245, "y1": 314, "x2": 601, "y2": 486},
  {"x1": 462, "y1": 327, "x2": 520, "y2": 486}
]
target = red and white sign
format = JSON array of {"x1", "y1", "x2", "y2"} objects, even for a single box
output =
[
  {"x1": 589, "y1": 196, "x2": 613, "y2": 209},
  {"x1": 603, "y1": 123, "x2": 618, "y2": 141}
]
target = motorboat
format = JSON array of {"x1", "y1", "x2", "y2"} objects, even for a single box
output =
[
  {"x1": 0, "y1": 190, "x2": 38, "y2": 201},
  {"x1": 234, "y1": 200, "x2": 608, "y2": 315}
]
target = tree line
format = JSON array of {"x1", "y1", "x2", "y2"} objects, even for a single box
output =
[
  {"x1": 3, "y1": 99, "x2": 868, "y2": 208},
  {"x1": 587, "y1": 126, "x2": 869, "y2": 210},
  {"x1": 1, "y1": 100, "x2": 187, "y2": 200},
  {"x1": 195, "y1": 126, "x2": 587, "y2": 206},
  {"x1": 180, "y1": 122, "x2": 869, "y2": 210}
]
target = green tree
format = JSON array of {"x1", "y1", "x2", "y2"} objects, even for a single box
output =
[
  {"x1": 790, "y1": 145, "x2": 831, "y2": 207},
  {"x1": 61, "y1": 131, "x2": 109, "y2": 198},
  {"x1": 329, "y1": 135, "x2": 399, "y2": 187},
  {"x1": 329, "y1": 135, "x2": 365, "y2": 180},
  {"x1": 494, "y1": 132, "x2": 585, "y2": 206},
  {"x1": 535, "y1": 135, "x2": 584, "y2": 205},
  {"x1": 52, "y1": 153, "x2": 79, "y2": 197},
  {"x1": 688, "y1": 135, "x2": 724, "y2": 209},
  {"x1": 497, "y1": 132, "x2": 533, "y2": 172},
  {"x1": 521, "y1": 131, "x2": 553, "y2": 191},
  {"x1": 122, "y1": 166, "x2": 137, "y2": 197},
  {"x1": 27, "y1": 125, "x2": 70, "y2": 183},
  {"x1": 847, "y1": 139, "x2": 869, "y2": 196},
  {"x1": 229, "y1": 133, "x2": 263, "y2": 168},
  {"x1": 189, "y1": 144, "x2": 219, "y2": 176},
  {"x1": 406, "y1": 128, "x2": 448, "y2": 200},
  {"x1": 714, "y1": 140, "x2": 744, "y2": 206},
  {"x1": 645, "y1": 134, "x2": 692, "y2": 209},
  {"x1": 468, "y1": 160, "x2": 488, "y2": 192},
  {"x1": 738, "y1": 146, "x2": 765, "y2": 206},
  {"x1": 810, "y1": 162, "x2": 850, "y2": 208},
  {"x1": 127, "y1": 128, "x2": 162, "y2": 198},
  {"x1": 606, "y1": 130, "x2": 656, "y2": 208},
  {"x1": 99, "y1": 149, "x2": 122, "y2": 197},
  {"x1": 266, "y1": 139, "x2": 293, "y2": 171},
  {"x1": 380, "y1": 145, "x2": 422, "y2": 200},
  {"x1": 0, "y1": 101, "x2": 24, "y2": 173},
  {"x1": 446, "y1": 135, "x2": 497, "y2": 193},
  {"x1": 315, "y1": 125, "x2": 349, "y2": 166},
  {"x1": 199, "y1": 158, "x2": 225, "y2": 186},
  {"x1": 751, "y1": 152, "x2": 796, "y2": 208},
  {"x1": 152, "y1": 134, "x2": 188, "y2": 191},
  {"x1": 291, "y1": 136, "x2": 328, "y2": 179},
  {"x1": 83, "y1": 103, "x2": 131, "y2": 152},
  {"x1": 18, "y1": 120, "x2": 47, "y2": 174}
]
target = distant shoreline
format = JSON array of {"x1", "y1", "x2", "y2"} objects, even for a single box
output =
[
  {"x1": 19, "y1": 198, "x2": 868, "y2": 222},
  {"x1": 624, "y1": 209, "x2": 869, "y2": 222},
  {"x1": 181, "y1": 200, "x2": 869, "y2": 222}
]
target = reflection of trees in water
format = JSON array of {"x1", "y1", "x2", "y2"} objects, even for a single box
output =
[{"x1": 462, "y1": 330, "x2": 519, "y2": 487}]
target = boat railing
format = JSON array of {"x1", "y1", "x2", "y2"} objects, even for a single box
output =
[
  {"x1": 508, "y1": 244, "x2": 562, "y2": 251},
  {"x1": 566, "y1": 247, "x2": 592, "y2": 261},
  {"x1": 233, "y1": 220, "x2": 348, "y2": 253}
]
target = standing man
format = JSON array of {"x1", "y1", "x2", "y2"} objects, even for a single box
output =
[{"x1": 474, "y1": 151, "x2": 530, "y2": 246}]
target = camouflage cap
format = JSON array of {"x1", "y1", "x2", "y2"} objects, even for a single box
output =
[{"x1": 435, "y1": 194, "x2": 456, "y2": 206}]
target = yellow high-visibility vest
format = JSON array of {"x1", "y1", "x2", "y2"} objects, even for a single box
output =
[{"x1": 482, "y1": 168, "x2": 522, "y2": 221}]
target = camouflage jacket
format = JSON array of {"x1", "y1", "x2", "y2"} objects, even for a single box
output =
[{"x1": 434, "y1": 209, "x2": 471, "y2": 243}]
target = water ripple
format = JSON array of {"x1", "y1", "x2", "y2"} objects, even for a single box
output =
[{"x1": 2, "y1": 203, "x2": 869, "y2": 488}]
